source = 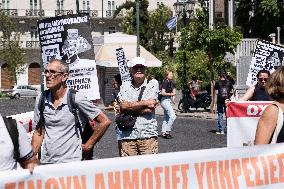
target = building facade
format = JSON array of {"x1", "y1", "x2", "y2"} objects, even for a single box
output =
[{"x1": 0, "y1": 0, "x2": 203, "y2": 104}]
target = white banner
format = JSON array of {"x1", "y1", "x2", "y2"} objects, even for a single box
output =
[
  {"x1": 227, "y1": 101, "x2": 272, "y2": 147},
  {"x1": 1, "y1": 143, "x2": 284, "y2": 188}
]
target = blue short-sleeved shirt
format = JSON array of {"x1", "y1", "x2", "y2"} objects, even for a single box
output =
[
  {"x1": 117, "y1": 79, "x2": 159, "y2": 140},
  {"x1": 33, "y1": 88, "x2": 101, "y2": 164}
]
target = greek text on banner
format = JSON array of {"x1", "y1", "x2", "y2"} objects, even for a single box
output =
[{"x1": 1, "y1": 143, "x2": 284, "y2": 188}]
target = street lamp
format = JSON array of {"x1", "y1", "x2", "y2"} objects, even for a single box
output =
[{"x1": 173, "y1": 0, "x2": 195, "y2": 113}]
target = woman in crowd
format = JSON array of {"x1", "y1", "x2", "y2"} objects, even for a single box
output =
[
  {"x1": 255, "y1": 67, "x2": 284, "y2": 144},
  {"x1": 240, "y1": 69, "x2": 272, "y2": 101},
  {"x1": 160, "y1": 71, "x2": 176, "y2": 139}
]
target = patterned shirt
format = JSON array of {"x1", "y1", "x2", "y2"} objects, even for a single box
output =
[{"x1": 117, "y1": 79, "x2": 159, "y2": 139}]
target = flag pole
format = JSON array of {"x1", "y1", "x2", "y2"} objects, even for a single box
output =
[{"x1": 175, "y1": 16, "x2": 178, "y2": 51}]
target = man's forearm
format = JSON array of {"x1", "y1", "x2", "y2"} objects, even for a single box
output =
[
  {"x1": 120, "y1": 100, "x2": 148, "y2": 114},
  {"x1": 31, "y1": 129, "x2": 44, "y2": 155},
  {"x1": 85, "y1": 113, "x2": 111, "y2": 147}
]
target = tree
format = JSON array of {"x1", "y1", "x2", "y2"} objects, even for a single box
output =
[
  {"x1": 235, "y1": 0, "x2": 284, "y2": 40},
  {"x1": 147, "y1": 51, "x2": 178, "y2": 83},
  {"x1": 180, "y1": 11, "x2": 242, "y2": 112},
  {"x1": 147, "y1": 4, "x2": 173, "y2": 53},
  {"x1": 114, "y1": 0, "x2": 150, "y2": 48},
  {"x1": 0, "y1": 10, "x2": 26, "y2": 83}
]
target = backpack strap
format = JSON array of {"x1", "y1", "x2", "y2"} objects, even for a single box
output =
[
  {"x1": 3, "y1": 116, "x2": 20, "y2": 160},
  {"x1": 37, "y1": 89, "x2": 50, "y2": 129},
  {"x1": 67, "y1": 88, "x2": 83, "y2": 137}
]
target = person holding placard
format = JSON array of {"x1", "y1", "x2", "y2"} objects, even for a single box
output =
[{"x1": 240, "y1": 70, "x2": 272, "y2": 101}]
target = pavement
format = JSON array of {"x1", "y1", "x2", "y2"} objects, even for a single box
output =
[
  {"x1": 99, "y1": 95, "x2": 217, "y2": 120},
  {"x1": 155, "y1": 102, "x2": 217, "y2": 120}
]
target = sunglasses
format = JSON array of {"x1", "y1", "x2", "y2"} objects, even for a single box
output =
[
  {"x1": 44, "y1": 69, "x2": 64, "y2": 77},
  {"x1": 258, "y1": 78, "x2": 268, "y2": 82}
]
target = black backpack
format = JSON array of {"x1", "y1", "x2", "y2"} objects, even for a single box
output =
[
  {"x1": 3, "y1": 117, "x2": 20, "y2": 160},
  {"x1": 218, "y1": 81, "x2": 230, "y2": 98},
  {"x1": 37, "y1": 88, "x2": 93, "y2": 144}
]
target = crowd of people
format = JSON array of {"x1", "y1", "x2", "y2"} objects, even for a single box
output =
[{"x1": 1, "y1": 56, "x2": 284, "y2": 174}]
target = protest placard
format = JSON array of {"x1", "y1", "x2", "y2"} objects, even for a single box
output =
[
  {"x1": 246, "y1": 40, "x2": 284, "y2": 86},
  {"x1": 38, "y1": 14, "x2": 100, "y2": 100}
]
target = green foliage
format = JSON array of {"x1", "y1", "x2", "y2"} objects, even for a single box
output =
[
  {"x1": 235, "y1": 0, "x2": 284, "y2": 39},
  {"x1": 147, "y1": 51, "x2": 177, "y2": 83},
  {"x1": 114, "y1": 0, "x2": 150, "y2": 47},
  {"x1": 121, "y1": 9, "x2": 136, "y2": 35},
  {"x1": 181, "y1": 11, "x2": 242, "y2": 81},
  {"x1": 0, "y1": 91, "x2": 8, "y2": 98},
  {"x1": 0, "y1": 10, "x2": 26, "y2": 83},
  {"x1": 147, "y1": 4, "x2": 173, "y2": 53},
  {"x1": 259, "y1": 0, "x2": 280, "y2": 16}
]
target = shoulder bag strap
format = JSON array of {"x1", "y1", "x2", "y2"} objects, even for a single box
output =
[
  {"x1": 271, "y1": 102, "x2": 284, "y2": 144},
  {"x1": 138, "y1": 86, "x2": 146, "y2": 101},
  {"x1": 67, "y1": 89, "x2": 83, "y2": 137},
  {"x1": 3, "y1": 116, "x2": 20, "y2": 160}
]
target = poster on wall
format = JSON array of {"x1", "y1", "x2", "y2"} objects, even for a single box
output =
[
  {"x1": 246, "y1": 40, "x2": 284, "y2": 86},
  {"x1": 37, "y1": 14, "x2": 100, "y2": 100}
]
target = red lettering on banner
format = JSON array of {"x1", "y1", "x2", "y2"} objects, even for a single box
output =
[
  {"x1": 172, "y1": 165, "x2": 180, "y2": 189},
  {"x1": 123, "y1": 170, "x2": 139, "y2": 189},
  {"x1": 242, "y1": 158, "x2": 254, "y2": 187},
  {"x1": 46, "y1": 178, "x2": 59, "y2": 189},
  {"x1": 268, "y1": 155, "x2": 279, "y2": 184},
  {"x1": 181, "y1": 164, "x2": 189, "y2": 189},
  {"x1": 206, "y1": 161, "x2": 218, "y2": 189},
  {"x1": 23, "y1": 180, "x2": 42, "y2": 189},
  {"x1": 195, "y1": 162, "x2": 205, "y2": 189},
  {"x1": 4, "y1": 183, "x2": 16, "y2": 189},
  {"x1": 73, "y1": 176, "x2": 86, "y2": 189},
  {"x1": 141, "y1": 168, "x2": 153, "y2": 189},
  {"x1": 277, "y1": 153, "x2": 284, "y2": 182},
  {"x1": 226, "y1": 102, "x2": 271, "y2": 118},
  {"x1": 108, "y1": 171, "x2": 121, "y2": 189},
  {"x1": 95, "y1": 173, "x2": 106, "y2": 189},
  {"x1": 260, "y1": 156, "x2": 269, "y2": 185},
  {"x1": 218, "y1": 160, "x2": 233, "y2": 189},
  {"x1": 154, "y1": 167, "x2": 163, "y2": 189},
  {"x1": 59, "y1": 176, "x2": 71, "y2": 189},
  {"x1": 250, "y1": 157, "x2": 263, "y2": 186},
  {"x1": 18, "y1": 181, "x2": 24, "y2": 189},
  {"x1": 231, "y1": 159, "x2": 241, "y2": 189},
  {"x1": 164, "y1": 166, "x2": 170, "y2": 189}
]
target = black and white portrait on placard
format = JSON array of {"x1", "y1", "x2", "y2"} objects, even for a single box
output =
[
  {"x1": 246, "y1": 40, "x2": 284, "y2": 86},
  {"x1": 38, "y1": 14, "x2": 100, "y2": 100},
  {"x1": 62, "y1": 28, "x2": 91, "y2": 66}
]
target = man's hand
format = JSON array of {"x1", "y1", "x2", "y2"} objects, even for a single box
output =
[
  {"x1": 144, "y1": 99, "x2": 158, "y2": 109},
  {"x1": 81, "y1": 143, "x2": 93, "y2": 160}
]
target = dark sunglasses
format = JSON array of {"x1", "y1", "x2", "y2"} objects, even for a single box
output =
[
  {"x1": 44, "y1": 69, "x2": 64, "y2": 77},
  {"x1": 258, "y1": 78, "x2": 268, "y2": 82}
]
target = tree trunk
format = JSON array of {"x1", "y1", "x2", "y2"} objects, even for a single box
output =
[{"x1": 208, "y1": 53, "x2": 215, "y2": 113}]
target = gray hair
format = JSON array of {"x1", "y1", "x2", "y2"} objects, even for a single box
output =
[{"x1": 48, "y1": 59, "x2": 69, "y2": 73}]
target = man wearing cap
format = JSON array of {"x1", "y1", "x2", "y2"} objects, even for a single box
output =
[{"x1": 117, "y1": 57, "x2": 160, "y2": 156}]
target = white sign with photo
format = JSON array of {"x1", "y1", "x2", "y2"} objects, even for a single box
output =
[{"x1": 246, "y1": 40, "x2": 284, "y2": 86}]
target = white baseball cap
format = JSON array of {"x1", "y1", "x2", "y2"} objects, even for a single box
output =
[{"x1": 129, "y1": 57, "x2": 147, "y2": 68}]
